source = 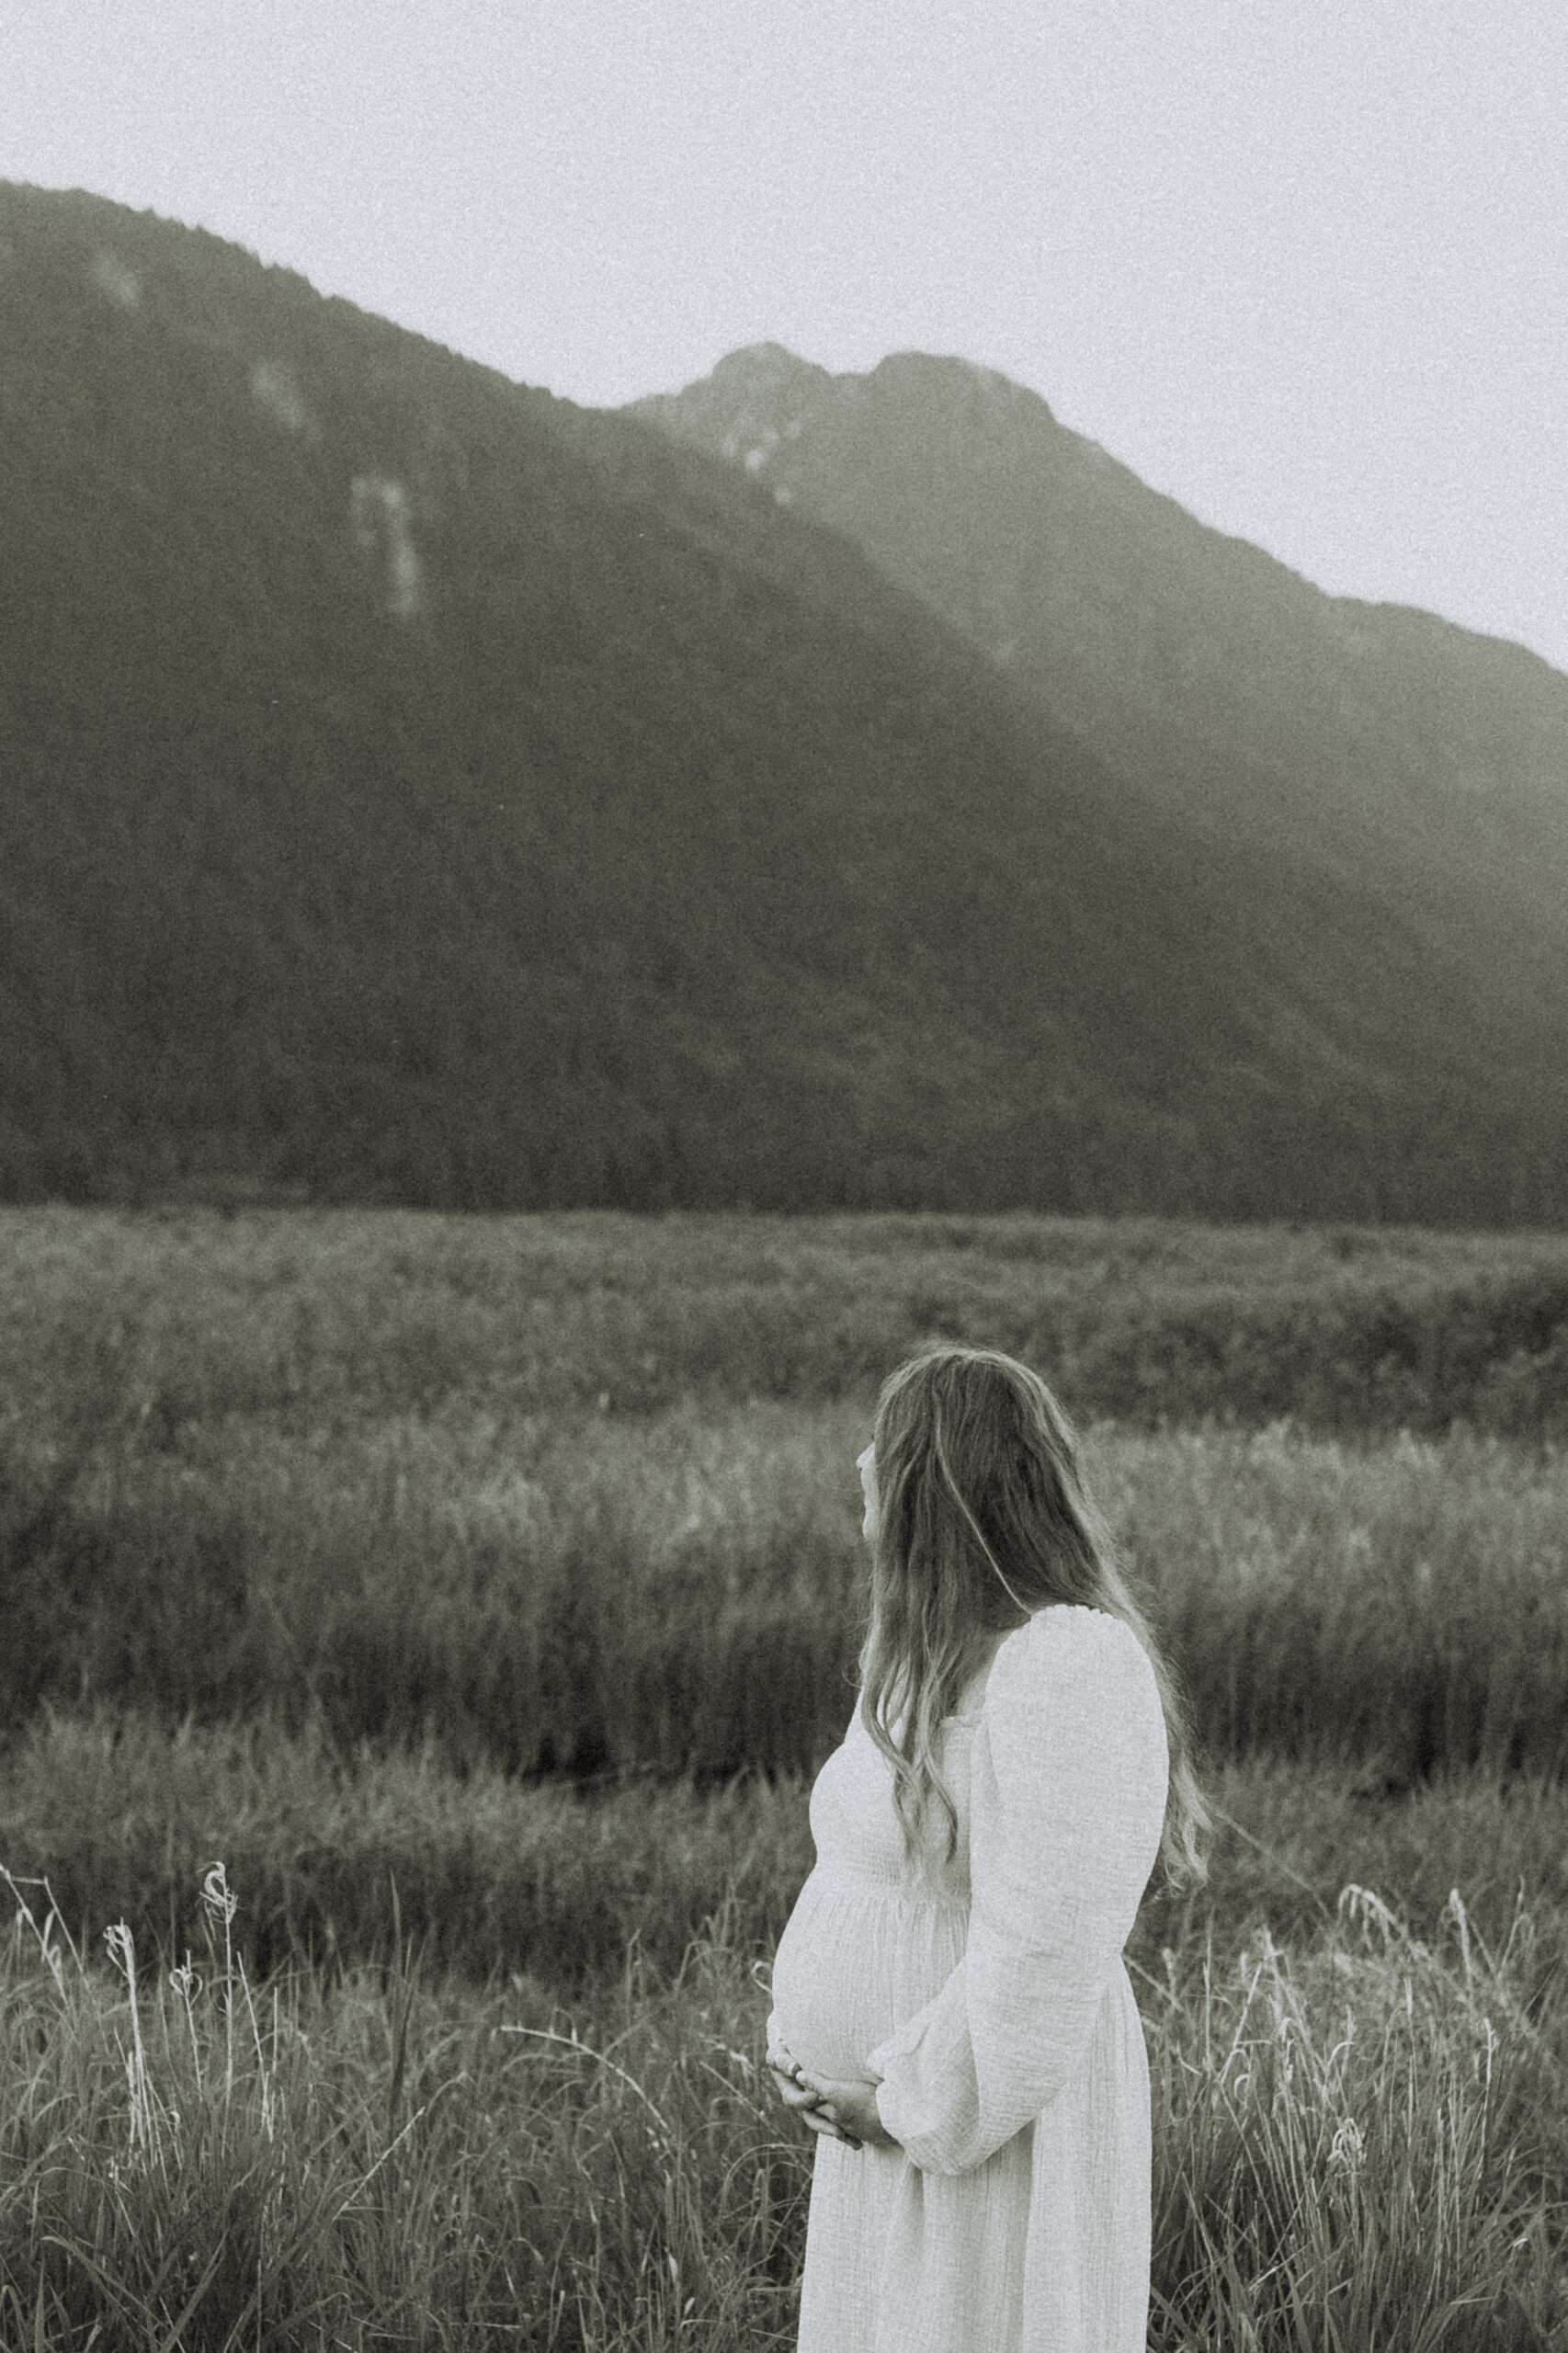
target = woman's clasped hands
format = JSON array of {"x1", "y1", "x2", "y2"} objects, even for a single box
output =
[{"x1": 767, "y1": 2041, "x2": 896, "y2": 2152}]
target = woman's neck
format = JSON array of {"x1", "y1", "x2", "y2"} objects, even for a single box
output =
[{"x1": 956, "y1": 1623, "x2": 1014, "y2": 1705}]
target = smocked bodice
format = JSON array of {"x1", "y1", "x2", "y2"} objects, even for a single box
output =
[{"x1": 768, "y1": 1679, "x2": 990, "y2": 2080}]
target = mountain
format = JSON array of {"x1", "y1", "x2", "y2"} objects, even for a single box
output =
[
  {"x1": 631, "y1": 347, "x2": 1568, "y2": 936},
  {"x1": 3, "y1": 188, "x2": 1566, "y2": 1221}
]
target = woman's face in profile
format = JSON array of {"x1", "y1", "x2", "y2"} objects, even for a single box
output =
[{"x1": 857, "y1": 1443, "x2": 880, "y2": 1543}]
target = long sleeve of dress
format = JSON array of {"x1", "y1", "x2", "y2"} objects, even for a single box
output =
[{"x1": 865, "y1": 1606, "x2": 1168, "y2": 2177}]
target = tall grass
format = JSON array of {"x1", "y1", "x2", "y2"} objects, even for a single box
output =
[
  {"x1": 6, "y1": 1398, "x2": 1568, "y2": 1784},
  {"x1": 1104, "y1": 1423, "x2": 1568, "y2": 1783},
  {"x1": 3, "y1": 1714, "x2": 1567, "y2": 1996},
  {"x1": 1, "y1": 1850, "x2": 1560, "y2": 2349},
  {"x1": 5, "y1": 1206, "x2": 1568, "y2": 1440},
  {"x1": 1148, "y1": 1890, "x2": 1564, "y2": 2347},
  {"x1": 0, "y1": 1712, "x2": 815, "y2": 1984},
  {"x1": 0, "y1": 1867, "x2": 806, "y2": 2349},
  {"x1": 7, "y1": 1207, "x2": 1568, "y2": 1789}
]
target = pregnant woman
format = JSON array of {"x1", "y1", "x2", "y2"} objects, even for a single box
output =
[{"x1": 767, "y1": 1346, "x2": 1209, "y2": 2353}]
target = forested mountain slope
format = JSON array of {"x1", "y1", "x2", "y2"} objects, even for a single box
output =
[{"x1": 2, "y1": 187, "x2": 1564, "y2": 1218}]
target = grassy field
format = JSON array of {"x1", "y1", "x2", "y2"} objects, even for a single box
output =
[
  {"x1": 3, "y1": 1749, "x2": 1563, "y2": 2349},
  {"x1": 7, "y1": 1205, "x2": 1568, "y2": 1436},
  {"x1": 3, "y1": 1206, "x2": 1567, "y2": 2346}
]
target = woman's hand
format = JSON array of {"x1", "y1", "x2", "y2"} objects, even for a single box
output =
[
  {"x1": 766, "y1": 2043, "x2": 882, "y2": 2148},
  {"x1": 794, "y1": 2068, "x2": 898, "y2": 2150}
]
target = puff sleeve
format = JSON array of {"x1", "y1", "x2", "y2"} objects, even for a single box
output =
[{"x1": 865, "y1": 1606, "x2": 1168, "y2": 2176}]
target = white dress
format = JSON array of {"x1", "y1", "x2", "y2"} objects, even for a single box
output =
[{"x1": 767, "y1": 1605, "x2": 1169, "y2": 2353}]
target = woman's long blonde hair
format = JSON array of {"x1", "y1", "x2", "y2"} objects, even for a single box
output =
[{"x1": 858, "y1": 1346, "x2": 1209, "y2": 1891}]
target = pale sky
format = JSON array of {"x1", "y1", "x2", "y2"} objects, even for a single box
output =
[{"x1": 6, "y1": 0, "x2": 1566, "y2": 675}]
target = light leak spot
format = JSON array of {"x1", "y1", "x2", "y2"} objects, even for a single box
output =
[
  {"x1": 350, "y1": 475, "x2": 421, "y2": 620},
  {"x1": 250, "y1": 358, "x2": 314, "y2": 437},
  {"x1": 89, "y1": 248, "x2": 141, "y2": 311}
]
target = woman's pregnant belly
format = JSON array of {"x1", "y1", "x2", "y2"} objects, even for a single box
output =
[{"x1": 768, "y1": 1866, "x2": 969, "y2": 2082}]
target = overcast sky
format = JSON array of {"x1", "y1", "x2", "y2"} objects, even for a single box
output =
[{"x1": 7, "y1": 0, "x2": 1565, "y2": 675}]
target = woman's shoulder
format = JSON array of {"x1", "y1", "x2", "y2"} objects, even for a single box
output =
[
  {"x1": 984, "y1": 1605, "x2": 1158, "y2": 1723},
  {"x1": 993, "y1": 1600, "x2": 1142, "y2": 1658}
]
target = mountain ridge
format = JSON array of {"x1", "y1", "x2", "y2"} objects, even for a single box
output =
[
  {"x1": 644, "y1": 337, "x2": 1566, "y2": 673},
  {"x1": 631, "y1": 345, "x2": 1568, "y2": 938}
]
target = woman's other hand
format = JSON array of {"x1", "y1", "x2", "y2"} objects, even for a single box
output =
[
  {"x1": 766, "y1": 2039, "x2": 816, "y2": 2108},
  {"x1": 794, "y1": 2068, "x2": 898, "y2": 2150},
  {"x1": 766, "y1": 2043, "x2": 869, "y2": 2146}
]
